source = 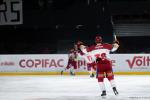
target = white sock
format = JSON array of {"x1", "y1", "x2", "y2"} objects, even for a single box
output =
[
  {"x1": 99, "y1": 82, "x2": 106, "y2": 91},
  {"x1": 110, "y1": 80, "x2": 116, "y2": 88}
]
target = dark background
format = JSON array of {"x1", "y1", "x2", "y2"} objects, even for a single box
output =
[{"x1": 0, "y1": 0, "x2": 150, "y2": 54}]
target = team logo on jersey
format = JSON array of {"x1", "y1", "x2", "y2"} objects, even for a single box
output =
[{"x1": 95, "y1": 45, "x2": 103, "y2": 49}]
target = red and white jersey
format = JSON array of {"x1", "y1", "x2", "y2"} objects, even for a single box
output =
[
  {"x1": 78, "y1": 43, "x2": 114, "y2": 64},
  {"x1": 87, "y1": 43, "x2": 113, "y2": 61},
  {"x1": 77, "y1": 43, "x2": 118, "y2": 64}
]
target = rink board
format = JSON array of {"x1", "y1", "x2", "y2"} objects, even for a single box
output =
[{"x1": 0, "y1": 54, "x2": 150, "y2": 75}]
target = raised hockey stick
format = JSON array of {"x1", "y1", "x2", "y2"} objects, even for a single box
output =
[{"x1": 113, "y1": 31, "x2": 119, "y2": 44}]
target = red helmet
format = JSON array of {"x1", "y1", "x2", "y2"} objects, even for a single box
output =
[{"x1": 95, "y1": 35, "x2": 102, "y2": 43}]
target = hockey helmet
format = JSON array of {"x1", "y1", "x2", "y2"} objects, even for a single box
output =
[{"x1": 95, "y1": 35, "x2": 102, "y2": 43}]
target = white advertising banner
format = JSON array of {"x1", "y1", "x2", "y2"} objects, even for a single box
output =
[
  {"x1": 0, "y1": 0, "x2": 23, "y2": 25},
  {"x1": 111, "y1": 54, "x2": 150, "y2": 72},
  {"x1": 0, "y1": 54, "x2": 150, "y2": 72},
  {"x1": 0, "y1": 54, "x2": 69, "y2": 72}
]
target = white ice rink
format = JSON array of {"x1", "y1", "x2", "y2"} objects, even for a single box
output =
[{"x1": 0, "y1": 75, "x2": 150, "y2": 100}]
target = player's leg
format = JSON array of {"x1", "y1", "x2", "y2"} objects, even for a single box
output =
[
  {"x1": 91, "y1": 62, "x2": 96, "y2": 77},
  {"x1": 61, "y1": 67, "x2": 68, "y2": 75},
  {"x1": 90, "y1": 67, "x2": 95, "y2": 77},
  {"x1": 106, "y1": 62, "x2": 119, "y2": 95},
  {"x1": 70, "y1": 60, "x2": 77, "y2": 75},
  {"x1": 97, "y1": 72, "x2": 106, "y2": 96},
  {"x1": 97, "y1": 62, "x2": 107, "y2": 96},
  {"x1": 70, "y1": 66, "x2": 75, "y2": 75},
  {"x1": 61, "y1": 67, "x2": 67, "y2": 75},
  {"x1": 61, "y1": 60, "x2": 71, "y2": 75},
  {"x1": 87, "y1": 63, "x2": 95, "y2": 77}
]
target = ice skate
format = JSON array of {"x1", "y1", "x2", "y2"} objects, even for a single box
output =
[
  {"x1": 113, "y1": 87, "x2": 119, "y2": 96},
  {"x1": 101, "y1": 90, "x2": 106, "y2": 97},
  {"x1": 60, "y1": 70, "x2": 63, "y2": 75},
  {"x1": 70, "y1": 71, "x2": 75, "y2": 76},
  {"x1": 90, "y1": 73, "x2": 95, "y2": 78}
]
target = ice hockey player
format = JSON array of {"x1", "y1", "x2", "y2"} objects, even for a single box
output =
[
  {"x1": 61, "y1": 48, "x2": 78, "y2": 76},
  {"x1": 76, "y1": 41, "x2": 96, "y2": 78},
  {"x1": 78, "y1": 35, "x2": 119, "y2": 96}
]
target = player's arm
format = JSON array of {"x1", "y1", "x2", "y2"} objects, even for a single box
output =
[
  {"x1": 111, "y1": 42, "x2": 119, "y2": 52},
  {"x1": 79, "y1": 45, "x2": 88, "y2": 55},
  {"x1": 111, "y1": 32, "x2": 120, "y2": 52}
]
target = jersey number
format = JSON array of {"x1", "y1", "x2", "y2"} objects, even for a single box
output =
[{"x1": 95, "y1": 53, "x2": 106, "y2": 59}]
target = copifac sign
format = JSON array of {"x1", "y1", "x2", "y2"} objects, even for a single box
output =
[
  {"x1": 19, "y1": 59, "x2": 65, "y2": 68},
  {"x1": 0, "y1": 0, "x2": 23, "y2": 25},
  {"x1": 19, "y1": 59, "x2": 87, "y2": 69}
]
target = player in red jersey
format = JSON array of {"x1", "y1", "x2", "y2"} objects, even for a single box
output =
[
  {"x1": 61, "y1": 47, "x2": 78, "y2": 76},
  {"x1": 78, "y1": 35, "x2": 119, "y2": 96}
]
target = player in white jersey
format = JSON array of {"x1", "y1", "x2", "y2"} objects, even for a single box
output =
[
  {"x1": 78, "y1": 35, "x2": 119, "y2": 96},
  {"x1": 76, "y1": 41, "x2": 96, "y2": 77}
]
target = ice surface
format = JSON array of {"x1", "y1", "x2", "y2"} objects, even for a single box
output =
[{"x1": 0, "y1": 75, "x2": 150, "y2": 100}]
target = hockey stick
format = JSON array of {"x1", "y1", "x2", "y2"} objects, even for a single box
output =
[{"x1": 113, "y1": 32, "x2": 119, "y2": 44}]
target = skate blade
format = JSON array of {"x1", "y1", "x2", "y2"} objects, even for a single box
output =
[
  {"x1": 114, "y1": 92, "x2": 119, "y2": 96},
  {"x1": 101, "y1": 96, "x2": 107, "y2": 99}
]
